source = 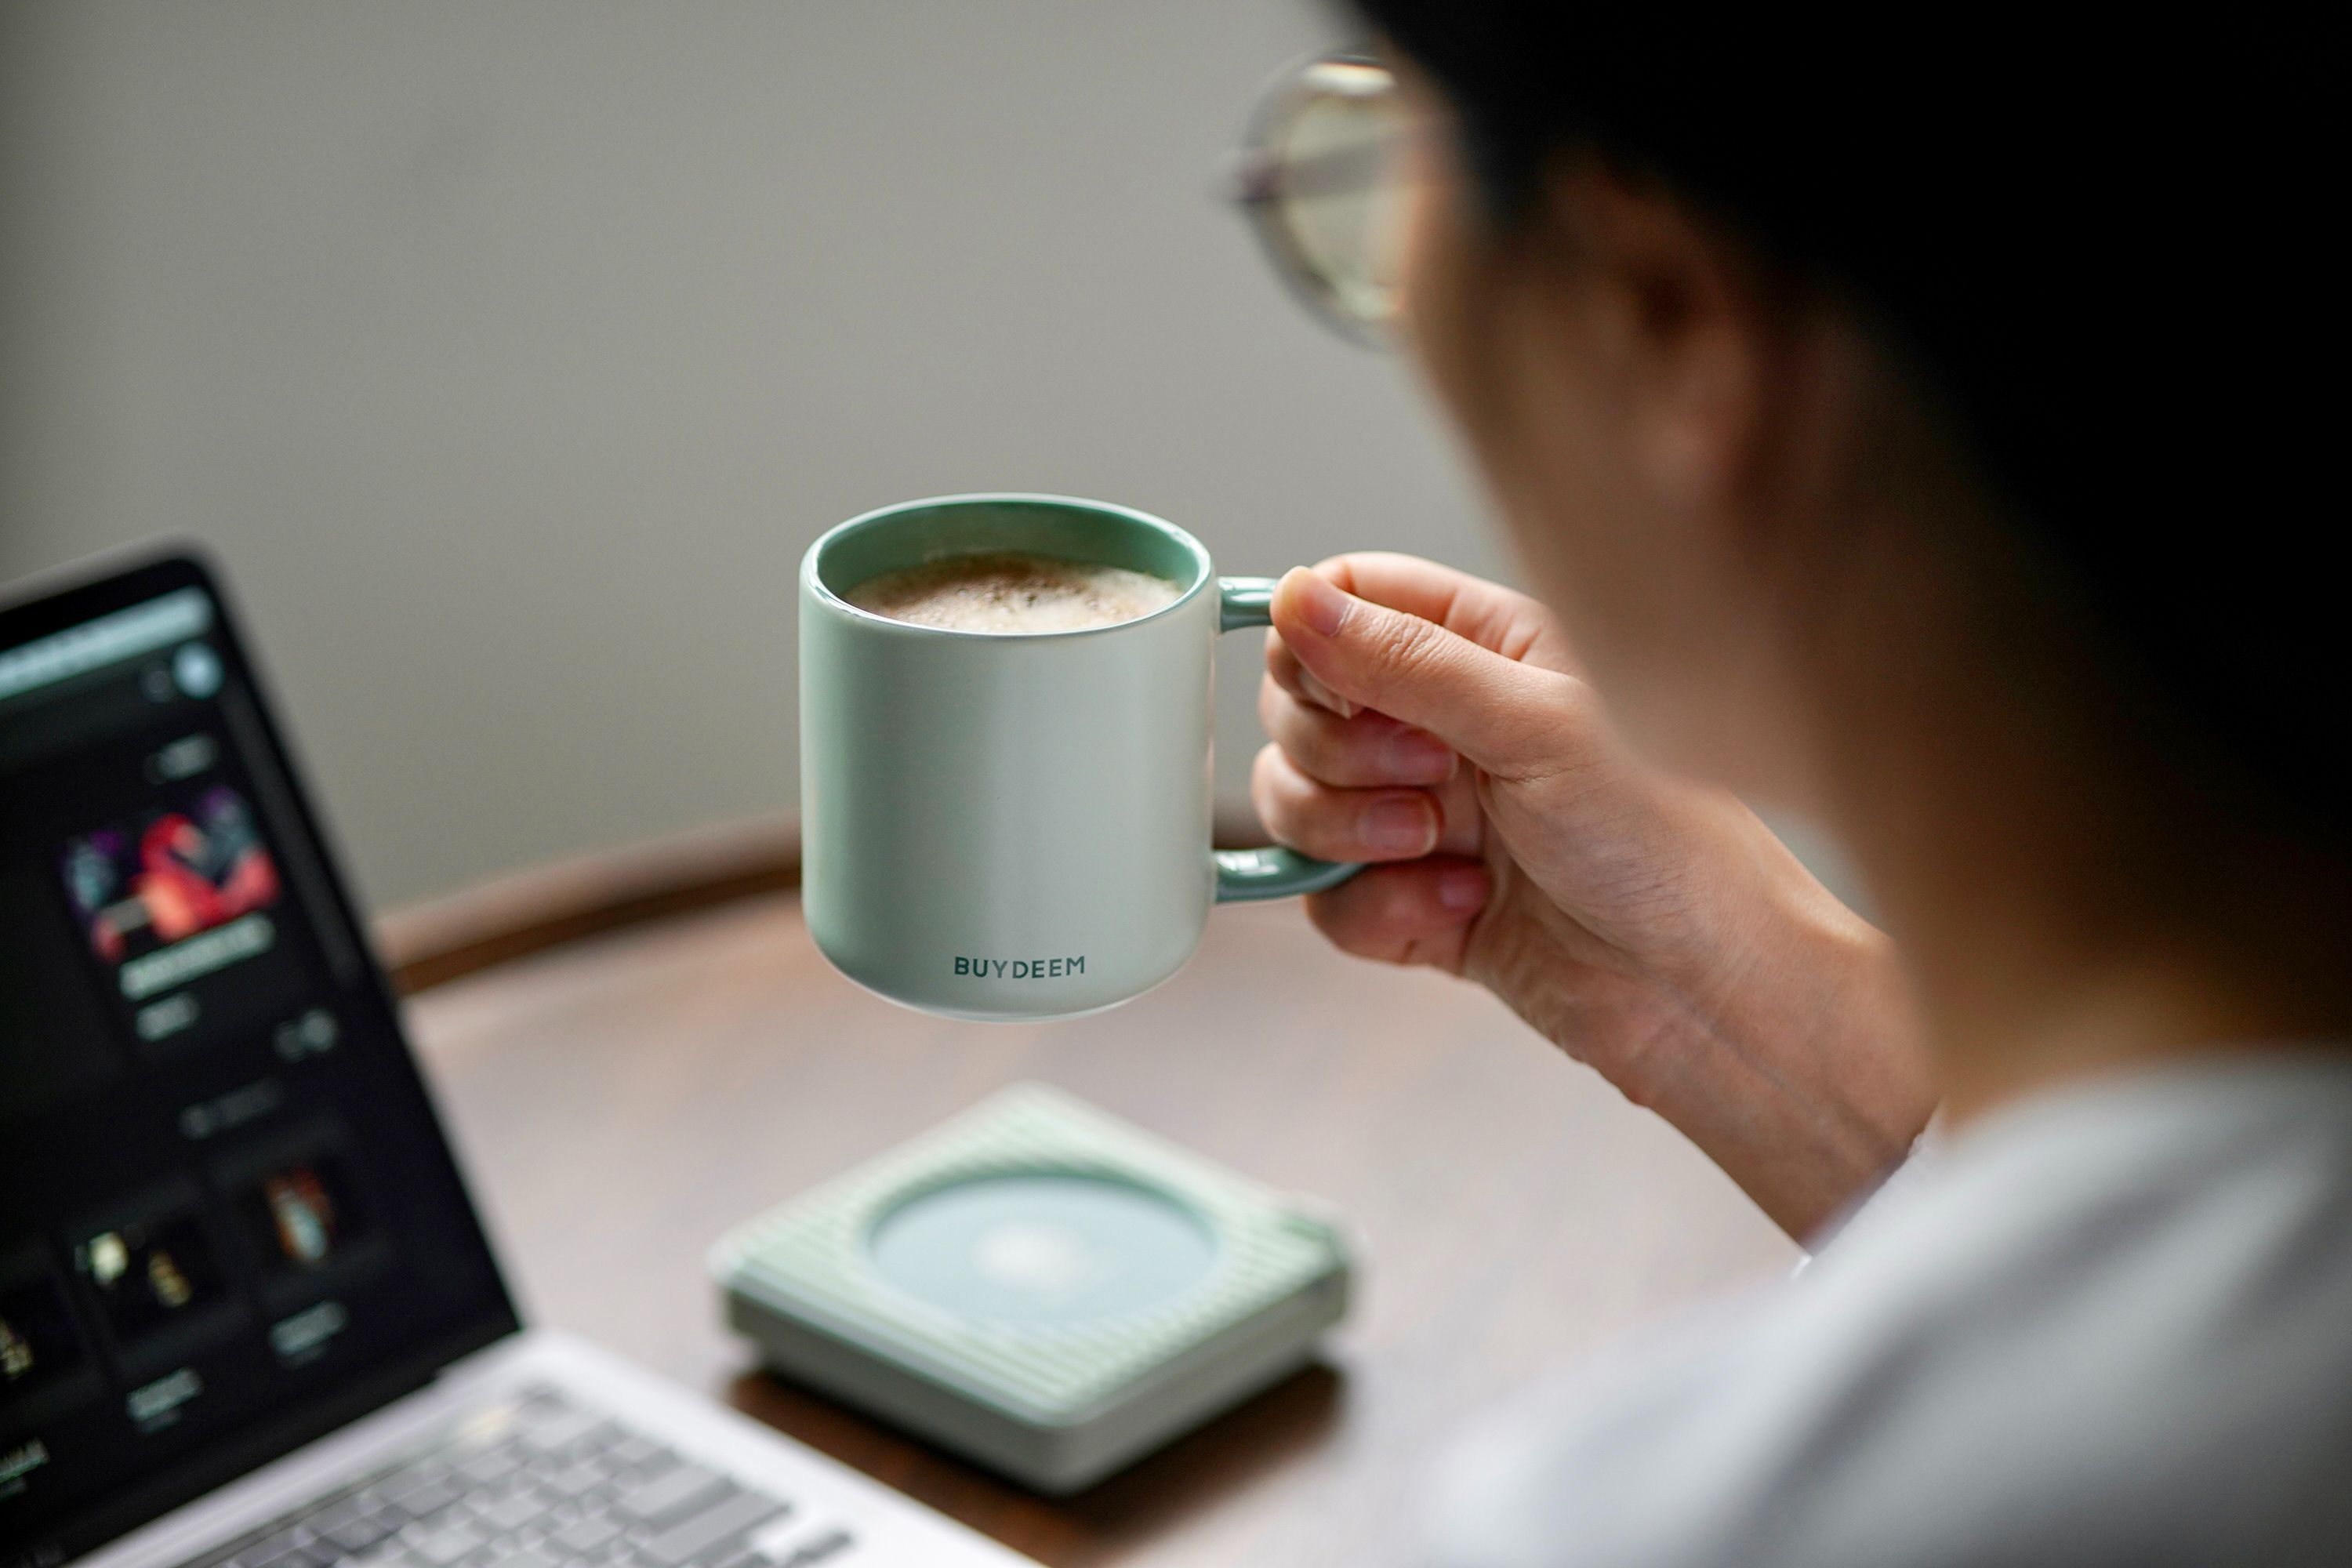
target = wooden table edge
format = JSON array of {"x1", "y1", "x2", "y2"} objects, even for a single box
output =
[{"x1": 375, "y1": 807, "x2": 1270, "y2": 996}]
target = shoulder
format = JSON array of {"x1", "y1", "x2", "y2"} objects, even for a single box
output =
[{"x1": 1424, "y1": 1057, "x2": 2352, "y2": 1568}]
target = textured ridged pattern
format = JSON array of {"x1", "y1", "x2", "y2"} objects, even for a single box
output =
[{"x1": 712, "y1": 1083, "x2": 1345, "y2": 1418}]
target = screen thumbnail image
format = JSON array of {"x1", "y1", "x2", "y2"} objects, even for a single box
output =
[
  {"x1": 236, "y1": 1153, "x2": 369, "y2": 1278},
  {"x1": 0, "y1": 1270, "x2": 88, "y2": 1406},
  {"x1": 73, "y1": 1210, "x2": 227, "y2": 1344},
  {"x1": 59, "y1": 785, "x2": 281, "y2": 969}
]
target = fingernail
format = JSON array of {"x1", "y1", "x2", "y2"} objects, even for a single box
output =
[
  {"x1": 1282, "y1": 568, "x2": 1351, "y2": 638},
  {"x1": 1385, "y1": 727, "x2": 1456, "y2": 783},
  {"x1": 1438, "y1": 866, "x2": 1490, "y2": 913},
  {"x1": 1300, "y1": 668, "x2": 1355, "y2": 720},
  {"x1": 1362, "y1": 796, "x2": 1437, "y2": 855}
]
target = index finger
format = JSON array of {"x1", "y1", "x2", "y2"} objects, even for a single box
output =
[
  {"x1": 1315, "y1": 553, "x2": 1584, "y2": 679},
  {"x1": 1266, "y1": 626, "x2": 1356, "y2": 718}
]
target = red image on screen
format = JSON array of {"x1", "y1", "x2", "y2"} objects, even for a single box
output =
[{"x1": 61, "y1": 786, "x2": 281, "y2": 966}]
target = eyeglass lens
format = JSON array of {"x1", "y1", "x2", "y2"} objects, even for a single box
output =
[{"x1": 1258, "y1": 60, "x2": 1410, "y2": 342}]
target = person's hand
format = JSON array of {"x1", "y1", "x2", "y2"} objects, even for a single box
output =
[{"x1": 1255, "y1": 554, "x2": 1933, "y2": 1236}]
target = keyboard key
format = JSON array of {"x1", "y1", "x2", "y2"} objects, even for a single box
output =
[
  {"x1": 183, "y1": 1397, "x2": 836, "y2": 1568},
  {"x1": 480, "y1": 1550, "x2": 562, "y2": 1568},
  {"x1": 394, "y1": 1481, "x2": 463, "y2": 1521},
  {"x1": 324, "y1": 1511, "x2": 401, "y2": 1553},
  {"x1": 606, "y1": 1436, "x2": 670, "y2": 1469},
  {"x1": 614, "y1": 1464, "x2": 726, "y2": 1526},
  {"x1": 517, "y1": 1409, "x2": 605, "y2": 1455},
  {"x1": 458, "y1": 1446, "x2": 524, "y2": 1487},
  {"x1": 549, "y1": 1515, "x2": 623, "y2": 1554},
  {"x1": 408, "y1": 1524, "x2": 482, "y2": 1565},
  {"x1": 778, "y1": 1532, "x2": 854, "y2": 1567},
  {"x1": 641, "y1": 1490, "x2": 785, "y2": 1566},
  {"x1": 474, "y1": 1490, "x2": 553, "y2": 1534},
  {"x1": 359, "y1": 1544, "x2": 451, "y2": 1568},
  {"x1": 339, "y1": 1550, "x2": 415, "y2": 1568},
  {"x1": 543, "y1": 1460, "x2": 609, "y2": 1498}
]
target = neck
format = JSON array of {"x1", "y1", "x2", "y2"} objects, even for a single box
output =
[{"x1": 1794, "y1": 456, "x2": 2352, "y2": 1128}]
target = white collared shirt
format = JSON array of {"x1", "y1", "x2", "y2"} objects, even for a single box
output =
[{"x1": 1425, "y1": 1053, "x2": 2352, "y2": 1566}]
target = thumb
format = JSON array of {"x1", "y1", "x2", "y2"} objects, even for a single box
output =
[{"x1": 1272, "y1": 567, "x2": 1584, "y2": 779}]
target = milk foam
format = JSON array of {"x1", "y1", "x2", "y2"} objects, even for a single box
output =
[{"x1": 845, "y1": 552, "x2": 1184, "y2": 633}]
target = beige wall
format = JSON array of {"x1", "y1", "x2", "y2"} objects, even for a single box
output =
[{"x1": 0, "y1": 1, "x2": 1502, "y2": 909}]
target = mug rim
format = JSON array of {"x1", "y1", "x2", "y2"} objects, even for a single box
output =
[{"x1": 802, "y1": 492, "x2": 1214, "y2": 641}]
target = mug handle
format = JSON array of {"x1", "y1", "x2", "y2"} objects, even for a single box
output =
[{"x1": 1211, "y1": 578, "x2": 1364, "y2": 904}]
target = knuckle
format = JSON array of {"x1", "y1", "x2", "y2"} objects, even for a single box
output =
[
  {"x1": 1265, "y1": 646, "x2": 1311, "y2": 703},
  {"x1": 1261, "y1": 695, "x2": 1327, "y2": 772},
  {"x1": 1365, "y1": 608, "x2": 1423, "y2": 665},
  {"x1": 1279, "y1": 706, "x2": 1392, "y2": 789},
  {"x1": 1281, "y1": 713, "x2": 1336, "y2": 778},
  {"x1": 1316, "y1": 709, "x2": 1379, "y2": 776},
  {"x1": 1250, "y1": 747, "x2": 1319, "y2": 844},
  {"x1": 1367, "y1": 611, "x2": 1446, "y2": 688},
  {"x1": 1257, "y1": 676, "x2": 1289, "y2": 734},
  {"x1": 1260, "y1": 787, "x2": 1349, "y2": 862},
  {"x1": 1304, "y1": 887, "x2": 1384, "y2": 958},
  {"x1": 1305, "y1": 873, "x2": 1421, "y2": 965},
  {"x1": 1250, "y1": 740, "x2": 1290, "y2": 794},
  {"x1": 1250, "y1": 744, "x2": 1301, "y2": 825}
]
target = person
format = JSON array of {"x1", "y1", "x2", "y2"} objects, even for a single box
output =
[{"x1": 1229, "y1": 15, "x2": 2347, "y2": 1566}]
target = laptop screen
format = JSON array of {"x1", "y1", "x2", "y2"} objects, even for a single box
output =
[{"x1": 1, "y1": 554, "x2": 517, "y2": 1566}]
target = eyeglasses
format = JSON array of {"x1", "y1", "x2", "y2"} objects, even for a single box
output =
[{"x1": 1227, "y1": 53, "x2": 1414, "y2": 350}]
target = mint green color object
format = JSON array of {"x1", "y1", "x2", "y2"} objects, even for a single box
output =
[
  {"x1": 800, "y1": 493, "x2": 1359, "y2": 1021},
  {"x1": 1207, "y1": 579, "x2": 1360, "y2": 906},
  {"x1": 710, "y1": 1083, "x2": 1352, "y2": 1494},
  {"x1": 868, "y1": 1173, "x2": 1219, "y2": 1327}
]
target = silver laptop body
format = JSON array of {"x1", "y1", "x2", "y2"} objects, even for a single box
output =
[{"x1": 0, "y1": 550, "x2": 1030, "y2": 1568}]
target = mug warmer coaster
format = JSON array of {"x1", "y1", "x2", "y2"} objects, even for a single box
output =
[{"x1": 710, "y1": 1082, "x2": 1350, "y2": 1493}]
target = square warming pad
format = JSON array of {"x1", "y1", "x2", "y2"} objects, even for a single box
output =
[{"x1": 710, "y1": 1083, "x2": 1350, "y2": 1493}]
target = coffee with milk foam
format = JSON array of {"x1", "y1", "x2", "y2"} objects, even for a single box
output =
[{"x1": 845, "y1": 551, "x2": 1184, "y2": 634}]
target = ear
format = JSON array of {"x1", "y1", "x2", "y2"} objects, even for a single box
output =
[{"x1": 1541, "y1": 163, "x2": 1778, "y2": 521}]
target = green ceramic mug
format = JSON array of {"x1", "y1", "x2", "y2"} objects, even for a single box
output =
[{"x1": 800, "y1": 494, "x2": 1359, "y2": 1021}]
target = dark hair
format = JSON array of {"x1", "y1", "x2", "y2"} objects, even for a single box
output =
[{"x1": 1348, "y1": 8, "x2": 2338, "y2": 840}]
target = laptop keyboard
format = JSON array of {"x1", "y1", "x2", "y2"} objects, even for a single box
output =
[{"x1": 183, "y1": 1387, "x2": 855, "y2": 1568}]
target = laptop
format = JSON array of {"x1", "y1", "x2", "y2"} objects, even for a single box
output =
[{"x1": 0, "y1": 548, "x2": 1036, "y2": 1568}]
